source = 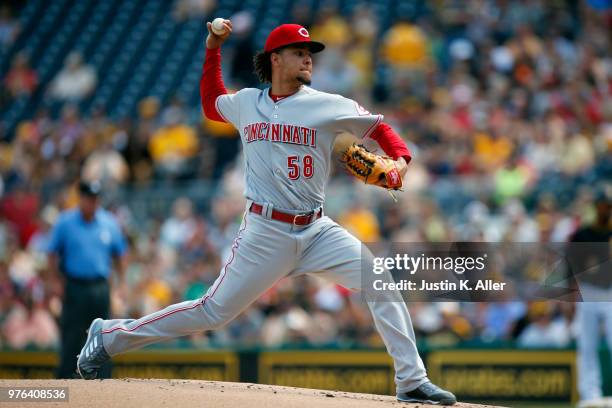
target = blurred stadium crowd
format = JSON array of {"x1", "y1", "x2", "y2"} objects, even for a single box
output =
[{"x1": 0, "y1": 0, "x2": 610, "y2": 351}]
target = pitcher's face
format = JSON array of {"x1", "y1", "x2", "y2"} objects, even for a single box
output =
[{"x1": 272, "y1": 45, "x2": 313, "y2": 86}]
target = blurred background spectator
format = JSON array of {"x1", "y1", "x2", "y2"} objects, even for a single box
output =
[
  {"x1": 3, "y1": 52, "x2": 37, "y2": 102},
  {"x1": 148, "y1": 109, "x2": 199, "y2": 180},
  {"x1": 48, "y1": 52, "x2": 97, "y2": 103},
  {"x1": 0, "y1": 5, "x2": 19, "y2": 51}
]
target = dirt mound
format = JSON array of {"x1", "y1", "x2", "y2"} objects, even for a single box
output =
[{"x1": 0, "y1": 379, "x2": 506, "y2": 407}]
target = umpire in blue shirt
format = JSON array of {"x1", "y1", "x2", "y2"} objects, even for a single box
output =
[{"x1": 47, "y1": 180, "x2": 127, "y2": 378}]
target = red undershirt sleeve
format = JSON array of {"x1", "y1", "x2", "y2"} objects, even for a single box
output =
[
  {"x1": 200, "y1": 47, "x2": 228, "y2": 122},
  {"x1": 369, "y1": 122, "x2": 412, "y2": 164}
]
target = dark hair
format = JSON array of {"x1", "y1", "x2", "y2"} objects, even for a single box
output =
[
  {"x1": 253, "y1": 44, "x2": 312, "y2": 84},
  {"x1": 78, "y1": 180, "x2": 102, "y2": 196},
  {"x1": 253, "y1": 50, "x2": 272, "y2": 83}
]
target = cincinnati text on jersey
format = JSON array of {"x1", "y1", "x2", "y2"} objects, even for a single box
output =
[{"x1": 243, "y1": 122, "x2": 317, "y2": 147}]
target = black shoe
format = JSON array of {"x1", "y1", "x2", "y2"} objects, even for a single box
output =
[
  {"x1": 397, "y1": 382, "x2": 457, "y2": 405},
  {"x1": 76, "y1": 318, "x2": 110, "y2": 380}
]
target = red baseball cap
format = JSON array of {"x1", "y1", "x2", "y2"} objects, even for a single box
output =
[{"x1": 264, "y1": 24, "x2": 325, "y2": 53}]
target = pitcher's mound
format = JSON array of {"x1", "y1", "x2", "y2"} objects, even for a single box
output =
[{"x1": 0, "y1": 379, "x2": 506, "y2": 407}]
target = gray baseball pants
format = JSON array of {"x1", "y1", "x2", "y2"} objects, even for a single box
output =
[{"x1": 100, "y1": 203, "x2": 428, "y2": 392}]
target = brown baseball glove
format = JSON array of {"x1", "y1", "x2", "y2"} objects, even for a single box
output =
[{"x1": 341, "y1": 144, "x2": 403, "y2": 190}]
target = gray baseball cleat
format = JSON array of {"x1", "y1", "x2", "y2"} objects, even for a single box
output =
[
  {"x1": 76, "y1": 318, "x2": 110, "y2": 380},
  {"x1": 397, "y1": 381, "x2": 457, "y2": 405}
]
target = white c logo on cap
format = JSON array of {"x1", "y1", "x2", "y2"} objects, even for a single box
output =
[{"x1": 298, "y1": 28, "x2": 309, "y2": 38}]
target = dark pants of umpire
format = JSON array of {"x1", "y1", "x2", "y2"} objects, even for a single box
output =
[{"x1": 56, "y1": 277, "x2": 112, "y2": 379}]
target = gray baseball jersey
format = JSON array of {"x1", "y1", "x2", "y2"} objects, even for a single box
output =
[
  {"x1": 94, "y1": 84, "x2": 429, "y2": 394},
  {"x1": 216, "y1": 86, "x2": 382, "y2": 211}
]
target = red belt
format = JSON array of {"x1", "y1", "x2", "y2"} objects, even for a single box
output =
[{"x1": 249, "y1": 203, "x2": 323, "y2": 226}]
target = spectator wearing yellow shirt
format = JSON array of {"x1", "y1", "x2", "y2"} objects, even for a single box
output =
[
  {"x1": 381, "y1": 21, "x2": 428, "y2": 68},
  {"x1": 148, "y1": 112, "x2": 199, "y2": 179},
  {"x1": 380, "y1": 20, "x2": 430, "y2": 104},
  {"x1": 338, "y1": 202, "x2": 380, "y2": 242},
  {"x1": 309, "y1": 7, "x2": 351, "y2": 49},
  {"x1": 473, "y1": 130, "x2": 514, "y2": 170},
  {"x1": 347, "y1": 5, "x2": 379, "y2": 92}
]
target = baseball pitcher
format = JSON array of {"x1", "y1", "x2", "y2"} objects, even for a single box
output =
[{"x1": 77, "y1": 20, "x2": 456, "y2": 405}]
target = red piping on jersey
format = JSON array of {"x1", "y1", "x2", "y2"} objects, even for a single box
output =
[
  {"x1": 101, "y1": 298, "x2": 207, "y2": 336},
  {"x1": 101, "y1": 214, "x2": 248, "y2": 335},
  {"x1": 370, "y1": 122, "x2": 412, "y2": 164},
  {"x1": 206, "y1": 213, "x2": 247, "y2": 297},
  {"x1": 269, "y1": 91, "x2": 297, "y2": 102},
  {"x1": 201, "y1": 47, "x2": 228, "y2": 122},
  {"x1": 362, "y1": 114, "x2": 383, "y2": 140}
]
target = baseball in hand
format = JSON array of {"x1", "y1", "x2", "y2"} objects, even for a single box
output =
[{"x1": 211, "y1": 18, "x2": 227, "y2": 35}]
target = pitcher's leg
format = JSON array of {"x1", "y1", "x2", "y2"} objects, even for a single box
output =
[
  {"x1": 100, "y1": 214, "x2": 295, "y2": 356},
  {"x1": 296, "y1": 218, "x2": 428, "y2": 392},
  {"x1": 603, "y1": 302, "x2": 612, "y2": 401},
  {"x1": 366, "y1": 299, "x2": 428, "y2": 392},
  {"x1": 576, "y1": 302, "x2": 602, "y2": 401},
  {"x1": 604, "y1": 302, "x2": 612, "y2": 366}
]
